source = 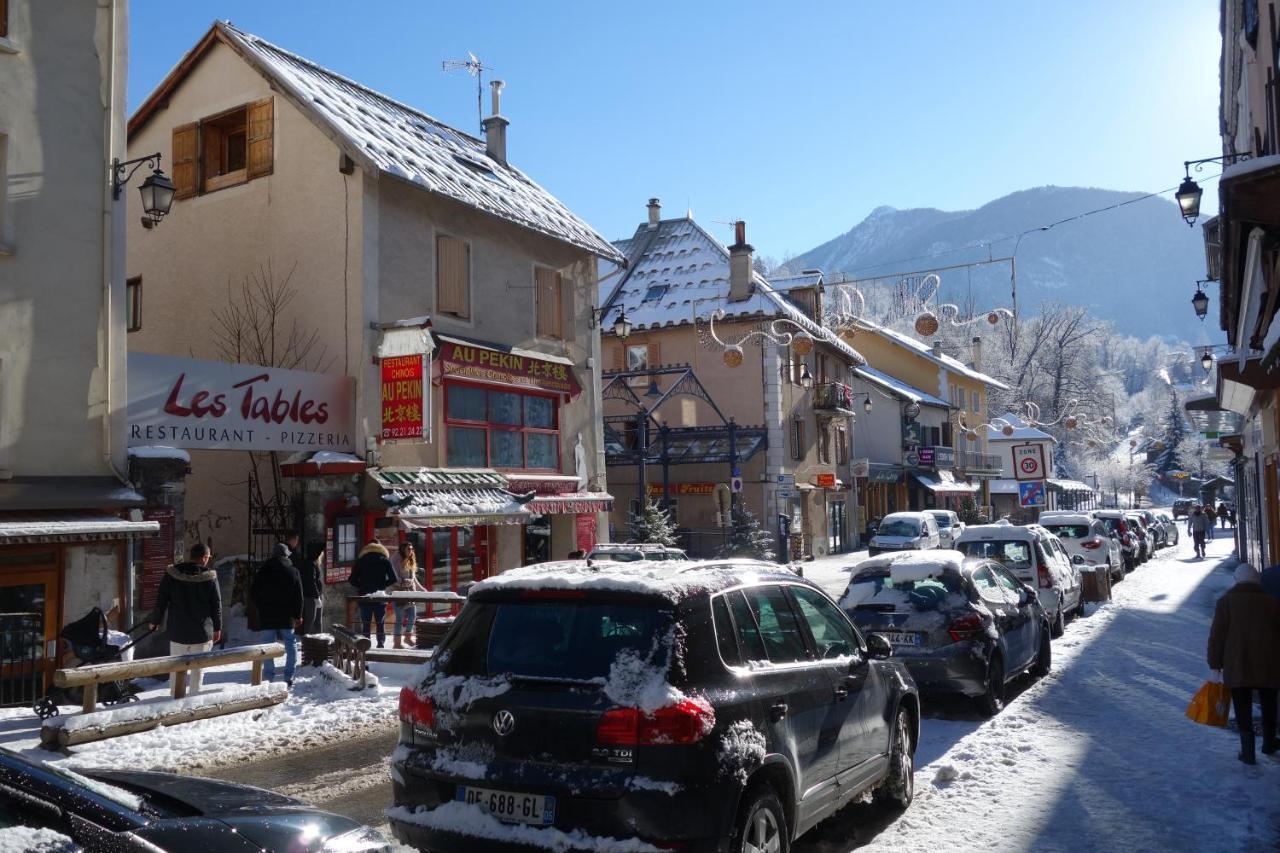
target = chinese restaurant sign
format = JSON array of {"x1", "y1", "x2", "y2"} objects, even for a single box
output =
[
  {"x1": 440, "y1": 341, "x2": 581, "y2": 397},
  {"x1": 128, "y1": 353, "x2": 354, "y2": 452},
  {"x1": 381, "y1": 354, "x2": 426, "y2": 441}
]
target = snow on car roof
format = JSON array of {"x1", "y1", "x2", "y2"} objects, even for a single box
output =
[
  {"x1": 471, "y1": 559, "x2": 791, "y2": 601},
  {"x1": 855, "y1": 549, "x2": 969, "y2": 577}
]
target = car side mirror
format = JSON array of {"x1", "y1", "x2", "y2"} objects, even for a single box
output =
[
  {"x1": 1072, "y1": 554, "x2": 1085, "y2": 565},
  {"x1": 865, "y1": 633, "x2": 892, "y2": 660}
]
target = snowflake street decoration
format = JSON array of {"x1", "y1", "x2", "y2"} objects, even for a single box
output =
[
  {"x1": 957, "y1": 399, "x2": 1114, "y2": 443},
  {"x1": 905, "y1": 274, "x2": 1014, "y2": 337},
  {"x1": 703, "y1": 309, "x2": 816, "y2": 368}
]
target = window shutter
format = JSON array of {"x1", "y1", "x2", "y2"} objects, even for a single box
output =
[
  {"x1": 246, "y1": 97, "x2": 274, "y2": 179},
  {"x1": 201, "y1": 121, "x2": 222, "y2": 190},
  {"x1": 536, "y1": 268, "x2": 562, "y2": 338},
  {"x1": 171, "y1": 123, "x2": 198, "y2": 199},
  {"x1": 647, "y1": 342, "x2": 661, "y2": 369},
  {"x1": 437, "y1": 236, "x2": 470, "y2": 317},
  {"x1": 612, "y1": 345, "x2": 624, "y2": 372}
]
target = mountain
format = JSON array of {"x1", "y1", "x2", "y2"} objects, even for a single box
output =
[{"x1": 789, "y1": 186, "x2": 1210, "y2": 342}]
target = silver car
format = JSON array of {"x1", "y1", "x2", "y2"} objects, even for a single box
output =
[
  {"x1": 1150, "y1": 511, "x2": 1180, "y2": 548},
  {"x1": 927, "y1": 509, "x2": 966, "y2": 548}
]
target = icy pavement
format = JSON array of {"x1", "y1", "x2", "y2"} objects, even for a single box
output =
[{"x1": 798, "y1": 532, "x2": 1278, "y2": 852}]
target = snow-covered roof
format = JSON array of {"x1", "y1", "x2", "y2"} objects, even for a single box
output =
[
  {"x1": 1221, "y1": 153, "x2": 1280, "y2": 182},
  {"x1": 986, "y1": 413, "x2": 1056, "y2": 442},
  {"x1": 0, "y1": 514, "x2": 160, "y2": 544},
  {"x1": 768, "y1": 272, "x2": 823, "y2": 291},
  {"x1": 134, "y1": 22, "x2": 622, "y2": 264},
  {"x1": 1047, "y1": 478, "x2": 1095, "y2": 493},
  {"x1": 855, "y1": 318, "x2": 1009, "y2": 390},
  {"x1": 600, "y1": 218, "x2": 864, "y2": 365},
  {"x1": 913, "y1": 470, "x2": 981, "y2": 494},
  {"x1": 853, "y1": 365, "x2": 950, "y2": 408}
]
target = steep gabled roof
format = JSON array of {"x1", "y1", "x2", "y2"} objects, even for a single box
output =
[
  {"x1": 129, "y1": 21, "x2": 623, "y2": 264},
  {"x1": 600, "y1": 217, "x2": 864, "y2": 364},
  {"x1": 854, "y1": 317, "x2": 1010, "y2": 390},
  {"x1": 986, "y1": 412, "x2": 1056, "y2": 442},
  {"x1": 854, "y1": 365, "x2": 949, "y2": 408}
]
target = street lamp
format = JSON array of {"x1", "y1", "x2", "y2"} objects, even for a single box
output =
[
  {"x1": 862, "y1": 396, "x2": 873, "y2": 414},
  {"x1": 112, "y1": 153, "x2": 175, "y2": 228},
  {"x1": 799, "y1": 364, "x2": 814, "y2": 389},
  {"x1": 1192, "y1": 282, "x2": 1210, "y2": 321},
  {"x1": 613, "y1": 308, "x2": 633, "y2": 341},
  {"x1": 1201, "y1": 350, "x2": 1214, "y2": 372},
  {"x1": 1175, "y1": 175, "x2": 1202, "y2": 227}
]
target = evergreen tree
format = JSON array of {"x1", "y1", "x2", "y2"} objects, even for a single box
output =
[
  {"x1": 718, "y1": 504, "x2": 776, "y2": 561},
  {"x1": 1157, "y1": 389, "x2": 1188, "y2": 474},
  {"x1": 630, "y1": 499, "x2": 679, "y2": 547}
]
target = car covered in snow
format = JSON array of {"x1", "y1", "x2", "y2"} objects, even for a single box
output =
[
  {"x1": 953, "y1": 522, "x2": 1083, "y2": 638},
  {"x1": 839, "y1": 550, "x2": 1052, "y2": 716},
  {"x1": 389, "y1": 559, "x2": 919, "y2": 853},
  {"x1": 0, "y1": 747, "x2": 391, "y2": 851},
  {"x1": 1038, "y1": 513, "x2": 1124, "y2": 585},
  {"x1": 867, "y1": 511, "x2": 941, "y2": 556},
  {"x1": 587, "y1": 543, "x2": 688, "y2": 562},
  {"x1": 1093, "y1": 510, "x2": 1140, "y2": 571}
]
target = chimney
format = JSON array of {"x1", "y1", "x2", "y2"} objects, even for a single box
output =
[
  {"x1": 728, "y1": 220, "x2": 754, "y2": 303},
  {"x1": 932, "y1": 340, "x2": 943, "y2": 358},
  {"x1": 971, "y1": 336, "x2": 983, "y2": 371},
  {"x1": 481, "y1": 80, "x2": 509, "y2": 164},
  {"x1": 647, "y1": 198, "x2": 661, "y2": 228}
]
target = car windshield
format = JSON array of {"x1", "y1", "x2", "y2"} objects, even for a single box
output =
[
  {"x1": 878, "y1": 519, "x2": 920, "y2": 537},
  {"x1": 1043, "y1": 524, "x2": 1089, "y2": 539},
  {"x1": 589, "y1": 550, "x2": 645, "y2": 562},
  {"x1": 928, "y1": 513, "x2": 952, "y2": 526},
  {"x1": 842, "y1": 571, "x2": 963, "y2": 611},
  {"x1": 479, "y1": 601, "x2": 673, "y2": 681},
  {"x1": 957, "y1": 540, "x2": 1032, "y2": 569}
]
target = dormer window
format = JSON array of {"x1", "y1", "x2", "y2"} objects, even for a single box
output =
[{"x1": 643, "y1": 284, "x2": 667, "y2": 302}]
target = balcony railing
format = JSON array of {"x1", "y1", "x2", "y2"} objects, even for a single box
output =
[
  {"x1": 813, "y1": 382, "x2": 856, "y2": 415},
  {"x1": 955, "y1": 449, "x2": 1001, "y2": 472}
]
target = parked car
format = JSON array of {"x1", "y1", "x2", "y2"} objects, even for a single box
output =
[
  {"x1": 587, "y1": 543, "x2": 688, "y2": 562},
  {"x1": 868, "y1": 511, "x2": 941, "y2": 556},
  {"x1": 1124, "y1": 512, "x2": 1153, "y2": 562},
  {"x1": 1094, "y1": 510, "x2": 1139, "y2": 572},
  {"x1": 1135, "y1": 510, "x2": 1167, "y2": 548},
  {"x1": 1172, "y1": 498, "x2": 1194, "y2": 519},
  {"x1": 1038, "y1": 514, "x2": 1124, "y2": 584},
  {"x1": 1149, "y1": 511, "x2": 1180, "y2": 548},
  {"x1": 954, "y1": 522, "x2": 1082, "y2": 638},
  {"x1": 927, "y1": 509, "x2": 965, "y2": 548},
  {"x1": 391, "y1": 559, "x2": 920, "y2": 853},
  {"x1": 839, "y1": 550, "x2": 1051, "y2": 717},
  {"x1": 0, "y1": 747, "x2": 390, "y2": 851}
]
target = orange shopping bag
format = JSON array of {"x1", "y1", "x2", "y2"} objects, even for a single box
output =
[{"x1": 1186, "y1": 680, "x2": 1231, "y2": 727}]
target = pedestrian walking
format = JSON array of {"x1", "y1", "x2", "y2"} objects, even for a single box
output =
[
  {"x1": 1188, "y1": 505, "x2": 1211, "y2": 558},
  {"x1": 251, "y1": 543, "x2": 303, "y2": 688},
  {"x1": 1218, "y1": 502, "x2": 1230, "y2": 530},
  {"x1": 299, "y1": 543, "x2": 325, "y2": 635},
  {"x1": 1208, "y1": 563, "x2": 1280, "y2": 764},
  {"x1": 1206, "y1": 503, "x2": 1218, "y2": 540},
  {"x1": 349, "y1": 541, "x2": 397, "y2": 648},
  {"x1": 392, "y1": 542, "x2": 425, "y2": 646},
  {"x1": 148, "y1": 542, "x2": 222, "y2": 697}
]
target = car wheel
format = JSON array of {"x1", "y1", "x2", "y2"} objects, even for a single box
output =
[
  {"x1": 732, "y1": 785, "x2": 789, "y2": 853},
  {"x1": 874, "y1": 707, "x2": 915, "y2": 811},
  {"x1": 1031, "y1": 625, "x2": 1052, "y2": 678},
  {"x1": 978, "y1": 652, "x2": 1005, "y2": 718},
  {"x1": 1050, "y1": 598, "x2": 1065, "y2": 638}
]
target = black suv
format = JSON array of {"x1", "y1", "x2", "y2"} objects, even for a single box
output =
[{"x1": 390, "y1": 559, "x2": 920, "y2": 852}]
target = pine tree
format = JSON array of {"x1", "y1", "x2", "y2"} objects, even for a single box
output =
[
  {"x1": 718, "y1": 504, "x2": 776, "y2": 561},
  {"x1": 1157, "y1": 389, "x2": 1188, "y2": 474},
  {"x1": 630, "y1": 499, "x2": 679, "y2": 547}
]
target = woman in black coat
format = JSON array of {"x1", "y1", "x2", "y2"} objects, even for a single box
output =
[{"x1": 250, "y1": 543, "x2": 303, "y2": 687}]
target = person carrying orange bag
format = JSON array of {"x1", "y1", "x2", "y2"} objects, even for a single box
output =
[
  {"x1": 1186, "y1": 676, "x2": 1230, "y2": 727},
  {"x1": 1207, "y1": 563, "x2": 1280, "y2": 764}
]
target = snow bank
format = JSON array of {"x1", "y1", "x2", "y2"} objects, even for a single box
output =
[
  {"x1": 387, "y1": 802, "x2": 661, "y2": 852},
  {"x1": 316, "y1": 660, "x2": 380, "y2": 692},
  {"x1": 0, "y1": 827, "x2": 79, "y2": 852},
  {"x1": 46, "y1": 683, "x2": 286, "y2": 735}
]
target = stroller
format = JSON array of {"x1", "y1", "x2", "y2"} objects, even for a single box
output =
[{"x1": 32, "y1": 607, "x2": 156, "y2": 720}]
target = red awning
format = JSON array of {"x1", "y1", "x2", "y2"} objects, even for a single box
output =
[{"x1": 527, "y1": 492, "x2": 614, "y2": 514}]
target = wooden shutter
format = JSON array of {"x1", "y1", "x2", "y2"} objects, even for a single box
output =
[
  {"x1": 246, "y1": 97, "x2": 274, "y2": 179},
  {"x1": 171, "y1": 123, "x2": 198, "y2": 199},
  {"x1": 437, "y1": 235, "x2": 470, "y2": 317},
  {"x1": 647, "y1": 342, "x2": 660, "y2": 369},
  {"x1": 611, "y1": 344, "x2": 624, "y2": 372},
  {"x1": 535, "y1": 268, "x2": 562, "y2": 338},
  {"x1": 201, "y1": 121, "x2": 222, "y2": 191}
]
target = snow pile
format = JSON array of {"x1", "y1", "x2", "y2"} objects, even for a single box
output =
[
  {"x1": 473, "y1": 560, "x2": 770, "y2": 602},
  {"x1": 316, "y1": 661, "x2": 380, "y2": 692},
  {"x1": 48, "y1": 683, "x2": 287, "y2": 735},
  {"x1": 717, "y1": 720, "x2": 766, "y2": 784},
  {"x1": 387, "y1": 802, "x2": 661, "y2": 852},
  {"x1": 628, "y1": 776, "x2": 681, "y2": 795},
  {"x1": 0, "y1": 827, "x2": 80, "y2": 852},
  {"x1": 602, "y1": 643, "x2": 682, "y2": 713},
  {"x1": 423, "y1": 741, "x2": 495, "y2": 780}
]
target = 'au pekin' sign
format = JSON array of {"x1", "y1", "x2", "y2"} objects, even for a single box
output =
[
  {"x1": 128, "y1": 353, "x2": 354, "y2": 452},
  {"x1": 440, "y1": 340, "x2": 581, "y2": 397}
]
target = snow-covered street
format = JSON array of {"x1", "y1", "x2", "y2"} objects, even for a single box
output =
[{"x1": 795, "y1": 532, "x2": 1278, "y2": 852}]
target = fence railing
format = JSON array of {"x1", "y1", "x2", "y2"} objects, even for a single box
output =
[
  {"x1": 813, "y1": 382, "x2": 855, "y2": 414},
  {"x1": 956, "y1": 450, "x2": 1001, "y2": 471},
  {"x1": 0, "y1": 612, "x2": 43, "y2": 707}
]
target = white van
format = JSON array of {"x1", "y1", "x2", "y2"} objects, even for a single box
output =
[
  {"x1": 954, "y1": 521, "x2": 1082, "y2": 638},
  {"x1": 868, "y1": 511, "x2": 941, "y2": 556}
]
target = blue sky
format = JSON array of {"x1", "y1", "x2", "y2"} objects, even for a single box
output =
[{"x1": 129, "y1": 1, "x2": 1221, "y2": 260}]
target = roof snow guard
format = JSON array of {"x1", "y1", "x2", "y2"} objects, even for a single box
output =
[
  {"x1": 371, "y1": 467, "x2": 533, "y2": 527},
  {"x1": 131, "y1": 22, "x2": 623, "y2": 264}
]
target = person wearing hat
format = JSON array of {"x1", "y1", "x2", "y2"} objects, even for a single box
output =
[
  {"x1": 1208, "y1": 563, "x2": 1280, "y2": 764},
  {"x1": 348, "y1": 541, "x2": 398, "y2": 648},
  {"x1": 250, "y1": 542, "x2": 304, "y2": 688}
]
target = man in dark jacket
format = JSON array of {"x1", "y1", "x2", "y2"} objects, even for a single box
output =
[
  {"x1": 299, "y1": 543, "x2": 325, "y2": 635},
  {"x1": 149, "y1": 543, "x2": 222, "y2": 696},
  {"x1": 251, "y1": 543, "x2": 304, "y2": 687},
  {"x1": 1208, "y1": 563, "x2": 1280, "y2": 764},
  {"x1": 349, "y1": 541, "x2": 397, "y2": 648}
]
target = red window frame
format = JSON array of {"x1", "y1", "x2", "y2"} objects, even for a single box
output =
[{"x1": 444, "y1": 380, "x2": 560, "y2": 471}]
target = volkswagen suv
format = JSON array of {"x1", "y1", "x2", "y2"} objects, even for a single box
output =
[{"x1": 389, "y1": 560, "x2": 919, "y2": 852}]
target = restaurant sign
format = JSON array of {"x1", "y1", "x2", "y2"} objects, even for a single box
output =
[
  {"x1": 646, "y1": 482, "x2": 716, "y2": 496},
  {"x1": 440, "y1": 340, "x2": 581, "y2": 397},
  {"x1": 128, "y1": 353, "x2": 354, "y2": 452},
  {"x1": 381, "y1": 354, "x2": 427, "y2": 441}
]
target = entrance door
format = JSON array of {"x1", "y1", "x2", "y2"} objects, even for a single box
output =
[
  {"x1": 0, "y1": 555, "x2": 61, "y2": 707},
  {"x1": 829, "y1": 501, "x2": 846, "y2": 554}
]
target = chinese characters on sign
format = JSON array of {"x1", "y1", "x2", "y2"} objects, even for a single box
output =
[
  {"x1": 381, "y1": 354, "x2": 426, "y2": 440},
  {"x1": 440, "y1": 341, "x2": 581, "y2": 397}
]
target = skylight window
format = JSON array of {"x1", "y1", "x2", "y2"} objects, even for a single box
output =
[
  {"x1": 643, "y1": 284, "x2": 667, "y2": 302},
  {"x1": 452, "y1": 154, "x2": 501, "y2": 183}
]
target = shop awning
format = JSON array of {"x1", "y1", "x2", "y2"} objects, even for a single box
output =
[
  {"x1": 371, "y1": 467, "x2": 535, "y2": 528},
  {"x1": 0, "y1": 513, "x2": 159, "y2": 544},
  {"x1": 528, "y1": 492, "x2": 614, "y2": 514},
  {"x1": 913, "y1": 470, "x2": 979, "y2": 496},
  {"x1": 1047, "y1": 479, "x2": 1096, "y2": 493},
  {"x1": 0, "y1": 478, "x2": 145, "y2": 512},
  {"x1": 862, "y1": 463, "x2": 903, "y2": 484}
]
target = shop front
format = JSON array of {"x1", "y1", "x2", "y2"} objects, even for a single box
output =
[
  {"x1": 855, "y1": 463, "x2": 905, "y2": 538},
  {"x1": 910, "y1": 470, "x2": 980, "y2": 511}
]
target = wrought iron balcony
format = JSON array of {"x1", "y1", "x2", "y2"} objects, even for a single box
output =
[
  {"x1": 956, "y1": 449, "x2": 1002, "y2": 474},
  {"x1": 813, "y1": 382, "x2": 856, "y2": 416}
]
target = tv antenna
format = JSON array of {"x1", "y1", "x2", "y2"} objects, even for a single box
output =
[{"x1": 441, "y1": 52, "x2": 491, "y2": 134}]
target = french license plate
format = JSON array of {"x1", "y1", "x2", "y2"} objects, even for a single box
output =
[
  {"x1": 878, "y1": 632, "x2": 921, "y2": 646},
  {"x1": 456, "y1": 785, "x2": 556, "y2": 826}
]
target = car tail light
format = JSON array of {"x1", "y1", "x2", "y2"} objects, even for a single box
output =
[
  {"x1": 1037, "y1": 559, "x2": 1053, "y2": 589},
  {"x1": 597, "y1": 698, "x2": 715, "y2": 746},
  {"x1": 1081, "y1": 538, "x2": 1102, "y2": 550},
  {"x1": 947, "y1": 612, "x2": 984, "y2": 643},
  {"x1": 399, "y1": 686, "x2": 434, "y2": 730}
]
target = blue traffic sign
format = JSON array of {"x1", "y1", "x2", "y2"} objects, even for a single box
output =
[{"x1": 1018, "y1": 480, "x2": 1046, "y2": 508}]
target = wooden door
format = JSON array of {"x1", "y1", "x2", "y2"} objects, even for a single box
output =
[{"x1": 0, "y1": 548, "x2": 62, "y2": 706}]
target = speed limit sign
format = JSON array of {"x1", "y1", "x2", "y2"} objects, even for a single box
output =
[{"x1": 1013, "y1": 444, "x2": 1046, "y2": 481}]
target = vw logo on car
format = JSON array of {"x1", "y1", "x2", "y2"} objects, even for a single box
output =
[{"x1": 492, "y1": 709, "x2": 516, "y2": 736}]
